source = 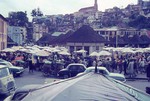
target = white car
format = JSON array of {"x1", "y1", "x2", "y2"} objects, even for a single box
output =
[
  {"x1": 0, "y1": 59, "x2": 24, "y2": 77},
  {"x1": 78, "y1": 66, "x2": 126, "y2": 82}
]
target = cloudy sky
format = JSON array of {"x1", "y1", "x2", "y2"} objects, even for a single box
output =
[{"x1": 0, "y1": 0, "x2": 137, "y2": 20}]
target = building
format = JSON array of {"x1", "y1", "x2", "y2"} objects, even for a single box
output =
[
  {"x1": 8, "y1": 26, "x2": 27, "y2": 45},
  {"x1": 74, "y1": 0, "x2": 98, "y2": 17},
  {"x1": 33, "y1": 23, "x2": 49, "y2": 42},
  {"x1": 94, "y1": 27, "x2": 150, "y2": 47},
  {"x1": 48, "y1": 25, "x2": 106, "y2": 55},
  {"x1": 138, "y1": 0, "x2": 150, "y2": 15},
  {"x1": 0, "y1": 14, "x2": 7, "y2": 50}
]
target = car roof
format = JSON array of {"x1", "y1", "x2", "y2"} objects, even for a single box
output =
[
  {"x1": 87, "y1": 66, "x2": 107, "y2": 70},
  {"x1": 0, "y1": 65, "x2": 8, "y2": 69},
  {"x1": 67, "y1": 63, "x2": 86, "y2": 66}
]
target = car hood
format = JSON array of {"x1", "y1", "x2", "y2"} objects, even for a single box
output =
[
  {"x1": 109, "y1": 73, "x2": 125, "y2": 78},
  {"x1": 10, "y1": 66, "x2": 24, "y2": 69}
]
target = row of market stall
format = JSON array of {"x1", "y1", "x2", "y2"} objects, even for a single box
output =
[{"x1": 1, "y1": 45, "x2": 150, "y2": 57}]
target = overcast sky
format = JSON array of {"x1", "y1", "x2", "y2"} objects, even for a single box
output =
[{"x1": 0, "y1": 0, "x2": 137, "y2": 20}]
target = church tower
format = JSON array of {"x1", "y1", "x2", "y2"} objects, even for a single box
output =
[{"x1": 94, "y1": 0, "x2": 98, "y2": 11}]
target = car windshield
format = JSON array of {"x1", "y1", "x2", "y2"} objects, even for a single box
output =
[
  {"x1": 85, "y1": 68, "x2": 109, "y2": 75},
  {"x1": 0, "y1": 62, "x2": 13, "y2": 67},
  {"x1": 0, "y1": 67, "x2": 9, "y2": 77}
]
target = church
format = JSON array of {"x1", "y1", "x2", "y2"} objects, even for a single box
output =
[{"x1": 74, "y1": 0, "x2": 98, "y2": 17}]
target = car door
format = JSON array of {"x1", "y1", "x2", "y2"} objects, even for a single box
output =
[
  {"x1": 77, "y1": 65, "x2": 85, "y2": 74},
  {"x1": 68, "y1": 65, "x2": 78, "y2": 77}
]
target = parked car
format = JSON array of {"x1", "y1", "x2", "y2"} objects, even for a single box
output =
[
  {"x1": 42, "y1": 60, "x2": 64, "y2": 77},
  {"x1": 78, "y1": 66, "x2": 126, "y2": 82},
  {"x1": 0, "y1": 65, "x2": 16, "y2": 96},
  {"x1": 57, "y1": 63, "x2": 86, "y2": 78},
  {"x1": 0, "y1": 59, "x2": 24, "y2": 77},
  {"x1": 4, "y1": 73, "x2": 150, "y2": 101},
  {"x1": 11, "y1": 60, "x2": 27, "y2": 68}
]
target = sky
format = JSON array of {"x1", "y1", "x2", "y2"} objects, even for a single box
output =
[{"x1": 0, "y1": 0, "x2": 137, "y2": 20}]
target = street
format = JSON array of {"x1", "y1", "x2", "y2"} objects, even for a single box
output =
[{"x1": 0, "y1": 69, "x2": 150, "y2": 101}]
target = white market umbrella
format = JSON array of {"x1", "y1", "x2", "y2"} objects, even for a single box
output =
[
  {"x1": 58, "y1": 51, "x2": 71, "y2": 56},
  {"x1": 103, "y1": 47, "x2": 114, "y2": 51},
  {"x1": 18, "y1": 48, "x2": 29, "y2": 52},
  {"x1": 89, "y1": 52, "x2": 99, "y2": 57},
  {"x1": 122, "y1": 48, "x2": 135, "y2": 54},
  {"x1": 25, "y1": 49, "x2": 36, "y2": 54},
  {"x1": 49, "y1": 48, "x2": 61, "y2": 53},
  {"x1": 98, "y1": 50, "x2": 111, "y2": 56},
  {"x1": 143, "y1": 47, "x2": 150, "y2": 52},
  {"x1": 34, "y1": 50, "x2": 50, "y2": 57},
  {"x1": 11, "y1": 46, "x2": 24, "y2": 51},
  {"x1": 75, "y1": 49, "x2": 87, "y2": 53},
  {"x1": 112, "y1": 47, "x2": 123, "y2": 52},
  {"x1": 135, "y1": 49, "x2": 144, "y2": 53},
  {"x1": 1, "y1": 48, "x2": 16, "y2": 52}
]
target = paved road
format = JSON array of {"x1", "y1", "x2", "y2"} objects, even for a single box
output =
[
  {"x1": 1, "y1": 69, "x2": 150, "y2": 101},
  {"x1": 126, "y1": 74, "x2": 150, "y2": 93}
]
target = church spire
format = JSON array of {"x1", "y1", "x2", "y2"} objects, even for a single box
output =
[{"x1": 94, "y1": 0, "x2": 98, "y2": 11}]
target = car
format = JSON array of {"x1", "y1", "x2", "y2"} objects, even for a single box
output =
[
  {"x1": 0, "y1": 59, "x2": 24, "y2": 77},
  {"x1": 11, "y1": 60, "x2": 26, "y2": 68},
  {"x1": 0, "y1": 65, "x2": 16, "y2": 96},
  {"x1": 78, "y1": 66, "x2": 126, "y2": 82},
  {"x1": 4, "y1": 73, "x2": 150, "y2": 101},
  {"x1": 57, "y1": 63, "x2": 86, "y2": 78}
]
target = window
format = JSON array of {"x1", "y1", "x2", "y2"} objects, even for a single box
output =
[
  {"x1": 98, "y1": 70, "x2": 108, "y2": 75},
  {"x1": 77, "y1": 66, "x2": 85, "y2": 71},
  {"x1": 96, "y1": 46, "x2": 99, "y2": 51},
  {"x1": 69, "y1": 65, "x2": 77, "y2": 71},
  {"x1": 0, "y1": 68, "x2": 9, "y2": 77}
]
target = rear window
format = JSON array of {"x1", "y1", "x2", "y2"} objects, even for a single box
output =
[{"x1": 68, "y1": 65, "x2": 85, "y2": 71}]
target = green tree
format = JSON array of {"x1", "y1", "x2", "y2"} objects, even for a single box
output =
[
  {"x1": 31, "y1": 8, "x2": 43, "y2": 17},
  {"x1": 128, "y1": 15, "x2": 150, "y2": 29},
  {"x1": 8, "y1": 11, "x2": 28, "y2": 27},
  {"x1": 31, "y1": 9, "x2": 37, "y2": 17}
]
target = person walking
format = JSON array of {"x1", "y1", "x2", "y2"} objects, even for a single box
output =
[
  {"x1": 147, "y1": 61, "x2": 150, "y2": 82},
  {"x1": 28, "y1": 58, "x2": 34, "y2": 73},
  {"x1": 118, "y1": 58, "x2": 123, "y2": 74},
  {"x1": 123, "y1": 58, "x2": 128, "y2": 75},
  {"x1": 128, "y1": 59, "x2": 134, "y2": 78}
]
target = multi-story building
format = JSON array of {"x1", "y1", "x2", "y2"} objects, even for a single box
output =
[
  {"x1": 138, "y1": 0, "x2": 150, "y2": 15},
  {"x1": 94, "y1": 27, "x2": 150, "y2": 47},
  {"x1": 0, "y1": 14, "x2": 7, "y2": 50},
  {"x1": 94, "y1": 27, "x2": 142, "y2": 41},
  {"x1": 33, "y1": 23, "x2": 48, "y2": 42},
  {"x1": 8, "y1": 26, "x2": 27, "y2": 45}
]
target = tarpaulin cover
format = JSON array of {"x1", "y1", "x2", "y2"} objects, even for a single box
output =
[{"x1": 22, "y1": 73, "x2": 139, "y2": 101}]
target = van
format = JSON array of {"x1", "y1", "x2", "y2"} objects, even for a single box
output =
[{"x1": 0, "y1": 65, "x2": 16, "y2": 96}]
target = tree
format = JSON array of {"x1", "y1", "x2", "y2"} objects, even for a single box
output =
[
  {"x1": 8, "y1": 11, "x2": 29, "y2": 27},
  {"x1": 31, "y1": 9, "x2": 37, "y2": 17},
  {"x1": 128, "y1": 15, "x2": 150, "y2": 29},
  {"x1": 31, "y1": 8, "x2": 43, "y2": 17}
]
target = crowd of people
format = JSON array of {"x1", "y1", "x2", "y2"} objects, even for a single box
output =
[{"x1": 0, "y1": 50, "x2": 150, "y2": 81}]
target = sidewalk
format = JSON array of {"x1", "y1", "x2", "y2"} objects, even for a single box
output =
[{"x1": 125, "y1": 73, "x2": 148, "y2": 80}]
